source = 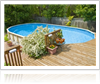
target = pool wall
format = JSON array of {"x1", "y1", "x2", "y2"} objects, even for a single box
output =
[
  {"x1": 7, "y1": 26, "x2": 24, "y2": 45},
  {"x1": 7, "y1": 23, "x2": 95, "y2": 45}
]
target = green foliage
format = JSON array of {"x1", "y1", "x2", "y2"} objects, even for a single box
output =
[
  {"x1": 66, "y1": 21, "x2": 71, "y2": 26},
  {"x1": 74, "y1": 5, "x2": 96, "y2": 21},
  {"x1": 66, "y1": 6, "x2": 71, "y2": 17},
  {"x1": 21, "y1": 26, "x2": 50, "y2": 58},
  {"x1": 49, "y1": 45, "x2": 55, "y2": 49},
  {"x1": 66, "y1": 16, "x2": 74, "y2": 26},
  {"x1": 5, "y1": 5, "x2": 40, "y2": 33},
  {"x1": 57, "y1": 30, "x2": 63, "y2": 38},
  {"x1": 4, "y1": 63, "x2": 10, "y2": 66},
  {"x1": 5, "y1": 4, "x2": 96, "y2": 33},
  {"x1": 68, "y1": 16, "x2": 74, "y2": 21},
  {"x1": 4, "y1": 34, "x2": 9, "y2": 41},
  {"x1": 41, "y1": 5, "x2": 67, "y2": 19}
]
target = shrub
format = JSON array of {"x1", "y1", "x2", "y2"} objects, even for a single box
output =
[
  {"x1": 66, "y1": 16, "x2": 74, "y2": 26},
  {"x1": 4, "y1": 34, "x2": 9, "y2": 42},
  {"x1": 66, "y1": 21, "x2": 71, "y2": 26},
  {"x1": 21, "y1": 26, "x2": 50, "y2": 58},
  {"x1": 74, "y1": 5, "x2": 96, "y2": 21},
  {"x1": 68, "y1": 16, "x2": 74, "y2": 21}
]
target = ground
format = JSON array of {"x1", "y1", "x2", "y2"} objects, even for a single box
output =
[{"x1": 4, "y1": 34, "x2": 96, "y2": 66}]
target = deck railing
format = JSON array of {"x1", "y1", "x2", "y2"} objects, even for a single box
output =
[
  {"x1": 45, "y1": 29, "x2": 61, "y2": 47},
  {"x1": 4, "y1": 74, "x2": 23, "y2": 83},
  {"x1": 4, "y1": 45, "x2": 23, "y2": 66}
]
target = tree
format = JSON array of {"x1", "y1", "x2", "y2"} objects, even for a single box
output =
[
  {"x1": 5, "y1": 5, "x2": 39, "y2": 32},
  {"x1": 74, "y1": 5, "x2": 96, "y2": 21}
]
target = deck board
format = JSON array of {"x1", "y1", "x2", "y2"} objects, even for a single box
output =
[{"x1": 4, "y1": 34, "x2": 96, "y2": 66}]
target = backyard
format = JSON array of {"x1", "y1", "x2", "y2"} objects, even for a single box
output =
[
  {"x1": 4, "y1": 34, "x2": 96, "y2": 66},
  {"x1": 4, "y1": 4, "x2": 96, "y2": 66}
]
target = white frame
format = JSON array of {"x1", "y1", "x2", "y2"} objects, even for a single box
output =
[{"x1": 1, "y1": 1, "x2": 99, "y2": 69}]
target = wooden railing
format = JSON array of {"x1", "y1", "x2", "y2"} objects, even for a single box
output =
[
  {"x1": 4, "y1": 74, "x2": 23, "y2": 83},
  {"x1": 4, "y1": 45, "x2": 23, "y2": 66},
  {"x1": 45, "y1": 29, "x2": 61, "y2": 47}
]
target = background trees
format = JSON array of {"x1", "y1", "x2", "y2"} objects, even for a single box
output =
[
  {"x1": 74, "y1": 5, "x2": 96, "y2": 22},
  {"x1": 5, "y1": 4, "x2": 96, "y2": 32}
]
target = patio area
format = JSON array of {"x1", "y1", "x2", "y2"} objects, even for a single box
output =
[
  {"x1": 4, "y1": 34, "x2": 96, "y2": 66},
  {"x1": 22, "y1": 74, "x2": 96, "y2": 83}
]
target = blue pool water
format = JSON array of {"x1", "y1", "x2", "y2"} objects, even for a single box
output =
[{"x1": 8, "y1": 23, "x2": 95, "y2": 44}]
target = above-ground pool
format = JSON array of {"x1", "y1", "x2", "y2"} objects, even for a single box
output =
[{"x1": 7, "y1": 23, "x2": 95, "y2": 44}]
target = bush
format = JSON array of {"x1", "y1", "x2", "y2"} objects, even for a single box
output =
[
  {"x1": 66, "y1": 16, "x2": 74, "y2": 26},
  {"x1": 74, "y1": 5, "x2": 96, "y2": 21},
  {"x1": 66, "y1": 21, "x2": 71, "y2": 26},
  {"x1": 4, "y1": 34, "x2": 9, "y2": 42},
  {"x1": 5, "y1": 5, "x2": 39, "y2": 33},
  {"x1": 21, "y1": 26, "x2": 50, "y2": 58},
  {"x1": 68, "y1": 16, "x2": 74, "y2": 21}
]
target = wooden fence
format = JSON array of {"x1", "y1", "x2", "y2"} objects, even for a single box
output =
[
  {"x1": 4, "y1": 45, "x2": 23, "y2": 66},
  {"x1": 45, "y1": 29, "x2": 61, "y2": 47},
  {"x1": 4, "y1": 74, "x2": 23, "y2": 83}
]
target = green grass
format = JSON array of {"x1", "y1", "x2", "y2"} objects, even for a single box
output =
[
  {"x1": 4, "y1": 34, "x2": 9, "y2": 42},
  {"x1": 4, "y1": 63, "x2": 10, "y2": 66}
]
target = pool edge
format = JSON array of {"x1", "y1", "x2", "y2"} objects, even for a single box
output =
[{"x1": 7, "y1": 23, "x2": 96, "y2": 45}]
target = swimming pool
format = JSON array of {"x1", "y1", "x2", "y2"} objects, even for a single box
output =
[{"x1": 7, "y1": 23, "x2": 95, "y2": 44}]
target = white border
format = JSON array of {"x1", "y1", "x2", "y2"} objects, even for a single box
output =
[
  {"x1": 1, "y1": 1, "x2": 99, "y2": 69},
  {"x1": 1, "y1": 70, "x2": 99, "y2": 83}
]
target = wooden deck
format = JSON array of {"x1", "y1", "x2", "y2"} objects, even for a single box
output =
[
  {"x1": 4, "y1": 34, "x2": 96, "y2": 66},
  {"x1": 22, "y1": 74, "x2": 96, "y2": 83}
]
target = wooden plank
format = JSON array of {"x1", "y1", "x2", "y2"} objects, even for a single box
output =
[
  {"x1": 45, "y1": 35, "x2": 47, "y2": 47},
  {"x1": 4, "y1": 45, "x2": 23, "y2": 66},
  {"x1": 16, "y1": 51, "x2": 20, "y2": 66},
  {"x1": 13, "y1": 52, "x2": 17, "y2": 66},
  {"x1": 45, "y1": 29, "x2": 61, "y2": 48},
  {"x1": 10, "y1": 53, "x2": 14, "y2": 66},
  {"x1": 4, "y1": 55, "x2": 8, "y2": 66},
  {"x1": 19, "y1": 51, "x2": 23, "y2": 66},
  {"x1": 7, "y1": 53, "x2": 11, "y2": 66},
  {"x1": 45, "y1": 29, "x2": 61, "y2": 36}
]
